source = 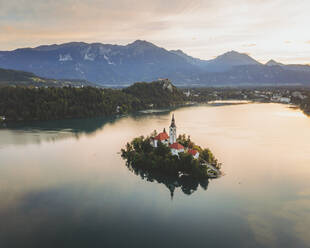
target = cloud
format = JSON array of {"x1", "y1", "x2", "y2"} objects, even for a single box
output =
[
  {"x1": 247, "y1": 214, "x2": 277, "y2": 247},
  {"x1": 243, "y1": 43, "x2": 256, "y2": 47},
  {"x1": 246, "y1": 194, "x2": 310, "y2": 247},
  {"x1": 0, "y1": 0, "x2": 200, "y2": 46},
  {"x1": 0, "y1": 0, "x2": 310, "y2": 63},
  {"x1": 276, "y1": 198, "x2": 310, "y2": 246}
]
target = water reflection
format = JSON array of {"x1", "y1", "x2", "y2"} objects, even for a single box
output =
[
  {"x1": 0, "y1": 116, "x2": 119, "y2": 147},
  {"x1": 1, "y1": 103, "x2": 310, "y2": 247},
  {"x1": 0, "y1": 103, "x2": 257, "y2": 147},
  {"x1": 126, "y1": 161, "x2": 209, "y2": 198},
  {"x1": 0, "y1": 110, "x2": 174, "y2": 147},
  {"x1": 4, "y1": 116, "x2": 117, "y2": 134}
]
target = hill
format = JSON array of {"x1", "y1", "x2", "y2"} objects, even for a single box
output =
[
  {"x1": 123, "y1": 79, "x2": 186, "y2": 107},
  {"x1": 1, "y1": 40, "x2": 310, "y2": 86},
  {"x1": 0, "y1": 79, "x2": 186, "y2": 122},
  {"x1": 204, "y1": 51, "x2": 261, "y2": 72},
  {"x1": 0, "y1": 68, "x2": 98, "y2": 87}
]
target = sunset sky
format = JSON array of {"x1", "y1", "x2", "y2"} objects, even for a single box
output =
[{"x1": 0, "y1": 0, "x2": 310, "y2": 64}]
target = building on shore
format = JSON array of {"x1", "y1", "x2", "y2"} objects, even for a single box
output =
[
  {"x1": 170, "y1": 142, "x2": 185, "y2": 156},
  {"x1": 152, "y1": 115, "x2": 199, "y2": 159},
  {"x1": 153, "y1": 129, "x2": 169, "y2": 147},
  {"x1": 188, "y1": 149, "x2": 199, "y2": 159}
]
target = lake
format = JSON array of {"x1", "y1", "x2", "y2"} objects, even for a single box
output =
[{"x1": 0, "y1": 102, "x2": 310, "y2": 248}]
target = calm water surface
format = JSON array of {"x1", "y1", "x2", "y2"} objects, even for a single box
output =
[{"x1": 0, "y1": 103, "x2": 310, "y2": 248}]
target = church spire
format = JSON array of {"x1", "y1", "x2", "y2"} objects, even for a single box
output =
[
  {"x1": 169, "y1": 114, "x2": 177, "y2": 144},
  {"x1": 170, "y1": 114, "x2": 176, "y2": 128}
]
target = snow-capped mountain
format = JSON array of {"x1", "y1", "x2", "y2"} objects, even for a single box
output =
[
  {"x1": 0, "y1": 40, "x2": 310, "y2": 86},
  {"x1": 0, "y1": 40, "x2": 201, "y2": 85}
]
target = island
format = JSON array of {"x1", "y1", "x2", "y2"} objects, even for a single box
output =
[{"x1": 121, "y1": 115, "x2": 222, "y2": 197}]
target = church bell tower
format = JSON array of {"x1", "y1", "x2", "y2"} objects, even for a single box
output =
[{"x1": 169, "y1": 114, "x2": 177, "y2": 144}]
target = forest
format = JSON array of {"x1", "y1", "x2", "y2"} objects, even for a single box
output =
[{"x1": 0, "y1": 80, "x2": 186, "y2": 121}]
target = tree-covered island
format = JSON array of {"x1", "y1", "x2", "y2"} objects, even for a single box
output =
[{"x1": 121, "y1": 115, "x2": 222, "y2": 190}]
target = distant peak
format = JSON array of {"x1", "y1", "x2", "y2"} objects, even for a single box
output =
[
  {"x1": 170, "y1": 49, "x2": 187, "y2": 56},
  {"x1": 133, "y1": 39, "x2": 146, "y2": 43},
  {"x1": 213, "y1": 50, "x2": 260, "y2": 65},
  {"x1": 266, "y1": 59, "x2": 283, "y2": 66},
  {"x1": 128, "y1": 40, "x2": 156, "y2": 47},
  {"x1": 33, "y1": 42, "x2": 89, "y2": 51},
  {"x1": 169, "y1": 49, "x2": 200, "y2": 62},
  {"x1": 170, "y1": 49, "x2": 184, "y2": 53},
  {"x1": 227, "y1": 50, "x2": 239, "y2": 54},
  {"x1": 222, "y1": 50, "x2": 248, "y2": 57}
]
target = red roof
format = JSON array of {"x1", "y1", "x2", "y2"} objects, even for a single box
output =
[
  {"x1": 154, "y1": 132, "x2": 169, "y2": 141},
  {"x1": 188, "y1": 149, "x2": 198, "y2": 155},
  {"x1": 170, "y1": 142, "x2": 184, "y2": 150}
]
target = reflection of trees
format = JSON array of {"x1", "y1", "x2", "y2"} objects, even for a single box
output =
[
  {"x1": 1, "y1": 111, "x2": 173, "y2": 145},
  {"x1": 5, "y1": 116, "x2": 117, "y2": 134},
  {"x1": 1, "y1": 117, "x2": 118, "y2": 145},
  {"x1": 126, "y1": 161, "x2": 209, "y2": 199}
]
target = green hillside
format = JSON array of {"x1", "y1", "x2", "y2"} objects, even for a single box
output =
[
  {"x1": 0, "y1": 79, "x2": 186, "y2": 121},
  {"x1": 0, "y1": 68, "x2": 98, "y2": 87},
  {"x1": 123, "y1": 79, "x2": 186, "y2": 108}
]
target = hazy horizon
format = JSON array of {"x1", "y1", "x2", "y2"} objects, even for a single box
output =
[{"x1": 1, "y1": 0, "x2": 310, "y2": 64}]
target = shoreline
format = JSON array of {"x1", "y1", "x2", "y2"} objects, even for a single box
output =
[{"x1": 1, "y1": 100, "x2": 307, "y2": 128}]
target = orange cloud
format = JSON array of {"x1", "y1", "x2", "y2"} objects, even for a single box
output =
[{"x1": 243, "y1": 43, "x2": 256, "y2": 47}]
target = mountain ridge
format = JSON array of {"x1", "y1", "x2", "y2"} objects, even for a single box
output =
[
  {"x1": 0, "y1": 67, "x2": 98, "y2": 87},
  {"x1": 0, "y1": 40, "x2": 310, "y2": 86}
]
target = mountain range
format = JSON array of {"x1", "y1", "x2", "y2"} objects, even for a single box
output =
[{"x1": 0, "y1": 40, "x2": 310, "y2": 86}]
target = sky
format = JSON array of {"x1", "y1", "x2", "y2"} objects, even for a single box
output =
[{"x1": 0, "y1": 0, "x2": 310, "y2": 64}]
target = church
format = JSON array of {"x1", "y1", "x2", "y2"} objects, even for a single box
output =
[{"x1": 152, "y1": 114, "x2": 199, "y2": 159}]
